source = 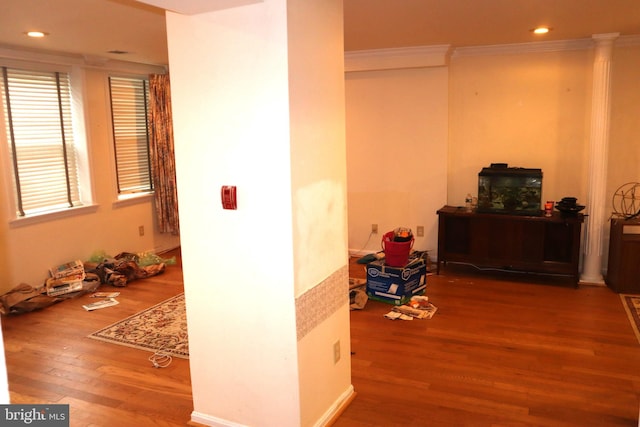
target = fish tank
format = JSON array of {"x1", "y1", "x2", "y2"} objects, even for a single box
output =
[{"x1": 477, "y1": 164, "x2": 543, "y2": 216}]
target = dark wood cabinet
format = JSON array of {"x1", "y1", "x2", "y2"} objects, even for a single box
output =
[
  {"x1": 606, "y1": 217, "x2": 640, "y2": 293},
  {"x1": 437, "y1": 205, "x2": 584, "y2": 285}
]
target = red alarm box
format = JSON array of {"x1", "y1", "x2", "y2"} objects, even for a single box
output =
[{"x1": 221, "y1": 186, "x2": 237, "y2": 210}]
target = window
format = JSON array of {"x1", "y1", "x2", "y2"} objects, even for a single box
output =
[
  {"x1": 108, "y1": 76, "x2": 152, "y2": 195},
  {"x1": 1, "y1": 66, "x2": 83, "y2": 217}
]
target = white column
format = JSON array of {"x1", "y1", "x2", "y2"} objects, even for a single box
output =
[{"x1": 581, "y1": 33, "x2": 619, "y2": 284}]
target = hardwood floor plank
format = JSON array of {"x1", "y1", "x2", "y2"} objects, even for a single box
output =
[
  {"x1": 7, "y1": 375, "x2": 66, "y2": 403},
  {"x1": 65, "y1": 396, "x2": 188, "y2": 427},
  {"x1": 2, "y1": 248, "x2": 193, "y2": 426},
  {"x1": 8, "y1": 368, "x2": 126, "y2": 407},
  {"x1": 3, "y1": 251, "x2": 640, "y2": 426},
  {"x1": 338, "y1": 261, "x2": 640, "y2": 426},
  {"x1": 96, "y1": 365, "x2": 192, "y2": 399}
]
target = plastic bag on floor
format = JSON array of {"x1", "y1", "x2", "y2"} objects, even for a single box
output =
[{"x1": 0, "y1": 283, "x2": 61, "y2": 315}]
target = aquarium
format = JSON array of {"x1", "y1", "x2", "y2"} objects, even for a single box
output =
[{"x1": 477, "y1": 164, "x2": 542, "y2": 215}]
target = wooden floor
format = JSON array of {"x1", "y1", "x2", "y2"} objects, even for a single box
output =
[
  {"x1": 339, "y1": 262, "x2": 640, "y2": 427},
  {"x1": 1, "y1": 248, "x2": 192, "y2": 427},
  {"x1": 3, "y1": 251, "x2": 640, "y2": 426}
]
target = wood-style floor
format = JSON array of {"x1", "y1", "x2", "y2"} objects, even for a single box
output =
[
  {"x1": 1, "y1": 248, "x2": 192, "y2": 427},
  {"x1": 2, "y1": 250, "x2": 640, "y2": 426},
  {"x1": 339, "y1": 261, "x2": 640, "y2": 427}
]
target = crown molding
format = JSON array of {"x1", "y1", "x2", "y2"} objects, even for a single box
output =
[
  {"x1": 0, "y1": 45, "x2": 85, "y2": 67},
  {"x1": 344, "y1": 45, "x2": 452, "y2": 72},
  {"x1": 452, "y1": 38, "x2": 594, "y2": 58},
  {"x1": 343, "y1": 35, "x2": 640, "y2": 71},
  {"x1": 616, "y1": 34, "x2": 640, "y2": 46},
  {"x1": 0, "y1": 45, "x2": 166, "y2": 74},
  {"x1": 452, "y1": 34, "x2": 640, "y2": 58}
]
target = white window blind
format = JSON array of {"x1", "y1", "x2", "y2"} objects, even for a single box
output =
[
  {"x1": 109, "y1": 76, "x2": 152, "y2": 194},
  {"x1": 1, "y1": 67, "x2": 81, "y2": 217}
]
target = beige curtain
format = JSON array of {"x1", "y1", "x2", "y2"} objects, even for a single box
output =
[{"x1": 148, "y1": 74, "x2": 180, "y2": 235}]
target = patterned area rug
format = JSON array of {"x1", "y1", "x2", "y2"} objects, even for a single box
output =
[
  {"x1": 88, "y1": 293, "x2": 188, "y2": 358},
  {"x1": 620, "y1": 294, "x2": 640, "y2": 345}
]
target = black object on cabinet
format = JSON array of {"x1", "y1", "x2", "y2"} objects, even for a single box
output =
[
  {"x1": 437, "y1": 205, "x2": 584, "y2": 286},
  {"x1": 606, "y1": 217, "x2": 640, "y2": 293}
]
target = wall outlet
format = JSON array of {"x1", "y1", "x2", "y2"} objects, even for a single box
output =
[
  {"x1": 417, "y1": 225, "x2": 424, "y2": 237},
  {"x1": 371, "y1": 224, "x2": 378, "y2": 234},
  {"x1": 333, "y1": 340, "x2": 341, "y2": 364},
  {"x1": 138, "y1": 225, "x2": 145, "y2": 236}
]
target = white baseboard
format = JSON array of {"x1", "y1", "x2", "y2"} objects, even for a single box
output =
[
  {"x1": 155, "y1": 244, "x2": 180, "y2": 255},
  {"x1": 348, "y1": 249, "x2": 367, "y2": 257},
  {"x1": 190, "y1": 411, "x2": 248, "y2": 427},
  {"x1": 189, "y1": 385, "x2": 355, "y2": 427},
  {"x1": 313, "y1": 385, "x2": 355, "y2": 427},
  {"x1": 348, "y1": 249, "x2": 376, "y2": 258}
]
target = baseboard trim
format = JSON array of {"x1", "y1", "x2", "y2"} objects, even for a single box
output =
[
  {"x1": 322, "y1": 386, "x2": 357, "y2": 427},
  {"x1": 190, "y1": 411, "x2": 248, "y2": 427},
  {"x1": 156, "y1": 244, "x2": 181, "y2": 255},
  {"x1": 189, "y1": 385, "x2": 356, "y2": 427},
  {"x1": 348, "y1": 249, "x2": 376, "y2": 258}
]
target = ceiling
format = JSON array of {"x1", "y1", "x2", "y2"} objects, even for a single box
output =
[{"x1": 1, "y1": 0, "x2": 639, "y2": 67}]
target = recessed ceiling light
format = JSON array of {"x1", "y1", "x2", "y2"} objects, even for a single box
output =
[
  {"x1": 25, "y1": 31, "x2": 48, "y2": 38},
  {"x1": 532, "y1": 26, "x2": 552, "y2": 35}
]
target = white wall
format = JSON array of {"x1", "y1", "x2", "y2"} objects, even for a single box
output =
[
  {"x1": 166, "y1": 0, "x2": 350, "y2": 425},
  {"x1": 608, "y1": 43, "x2": 640, "y2": 209},
  {"x1": 168, "y1": 4, "x2": 299, "y2": 423},
  {"x1": 288, "y1": 0, "x2": 348, "y2": 296},
  {"x1": 448, "y1": 47, "x2": 593, "y2": 209},
  {"x1": 287, "y1": 0, "x2": 352, "y2": 425},
  {"x1": 345, "y1": 66, "x2": 449, "y2": 257},
  {"x1": 447, "y1": 40, "x2": 640, "y2": 269},
  {"x1": 0, "y1": 57, "x2": 180, "y2": 295},
  {"x1": 344, "y1": 39, "x2": 640, "y2": 267}
]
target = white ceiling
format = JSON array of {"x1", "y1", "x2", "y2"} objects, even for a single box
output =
[{"x1": 1, "y1": 0, "x2": 639, "y2": 67}]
